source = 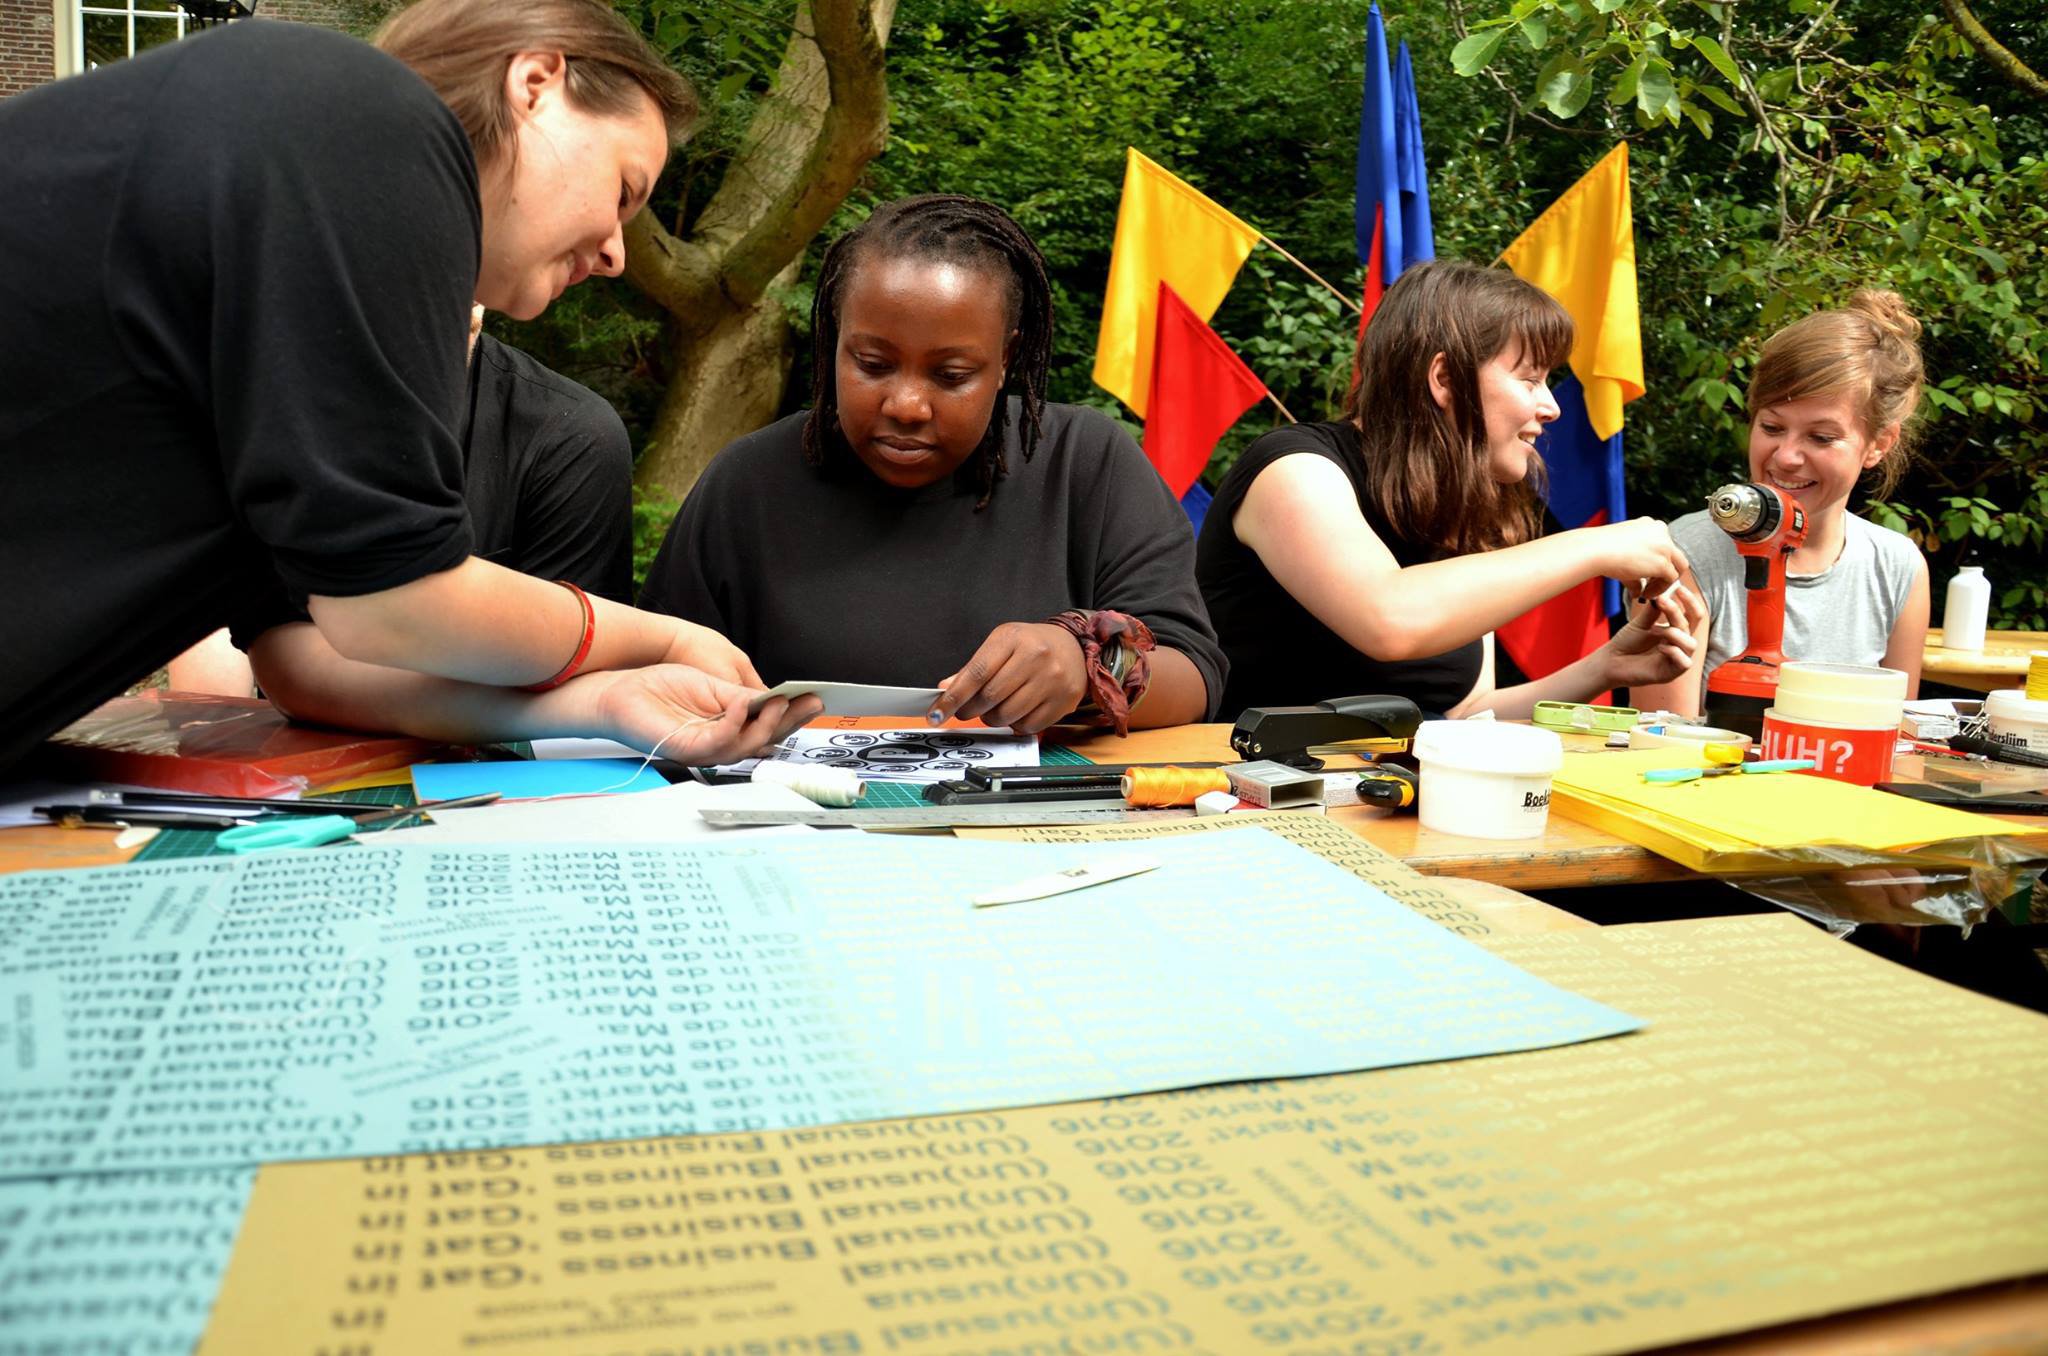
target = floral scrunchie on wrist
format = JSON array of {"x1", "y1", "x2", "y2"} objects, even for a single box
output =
[{"x1": 1043, "y1": 608, "x2": 1155, "y2": 736}]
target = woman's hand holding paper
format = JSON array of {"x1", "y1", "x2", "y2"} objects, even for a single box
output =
[
  {"x1": 929, "y1": 622, "x2": 1090, "y2": 735},
  {"x1": 574, "y1": 665, "x2": 819, "y2": 763}
]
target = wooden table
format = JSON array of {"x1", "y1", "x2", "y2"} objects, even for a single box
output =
[
  {"x1": 1056, "y1": 723, "x2": 1691, "y2": 892},
  {"x1": 0, "y1": 725, "x2": 1691, "y2": 892},
  {"x1": 4, "y1": 729, "x2": 2040, "y2": 1353},
  {"x1": 0, "y1": 822, "x2": 147, "y2": 874},
  {"x1": 1924, "y1": 627, "x2": 2042, "y2": 693}
]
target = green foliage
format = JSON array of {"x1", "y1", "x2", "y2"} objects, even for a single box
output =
[
  {"x1": 1448, "y1": 0, "x2": 2048, "y2": 624},
  {"x1": 631, "y1": 486, "x2": 681, "y2": 597},
  {"x1": 493, "y1": 0, "x2": 2045, "y2": 628}
]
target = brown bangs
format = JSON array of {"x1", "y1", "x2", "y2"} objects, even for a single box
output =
[
  {"x1": 1346, "y1": 260, "x2": 1573, "y2": 557},
  {"x1": 1505, "y1": 290, "x2": 1575, "y2": 378}
]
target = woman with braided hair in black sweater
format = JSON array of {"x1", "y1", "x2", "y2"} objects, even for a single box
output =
[{"x1": 641, "y1": 194, "x2": 1226, "y2": 735}]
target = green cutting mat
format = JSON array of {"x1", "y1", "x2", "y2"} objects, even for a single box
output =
[
  {"x1": 131, "y1": 746, "x2": 1096, "y2": 862},
  {"x1": 133, "y1": 785, "x2": 415, "y2": 863},
  {"x1": 856, "y1": 745, "x2": 1094, "y2": 807}
]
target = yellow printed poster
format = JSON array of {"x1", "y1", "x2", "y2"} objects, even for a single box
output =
[{"x1": 202, "y1": 916, "x2": 2048, "y2": 1355}]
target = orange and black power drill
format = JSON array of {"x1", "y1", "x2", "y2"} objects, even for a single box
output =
[{"x1": 1702, "y1": 481, "x2": 1807, "y2": 738}]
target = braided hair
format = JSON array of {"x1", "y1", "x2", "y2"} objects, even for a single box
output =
[{"x1": 801, "y1": 194, "x2": 1055, "y2": 510}]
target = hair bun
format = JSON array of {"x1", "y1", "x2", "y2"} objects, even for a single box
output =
[{"x1": 1849, "y1": 289, "x2": 1922, "y2": 345}]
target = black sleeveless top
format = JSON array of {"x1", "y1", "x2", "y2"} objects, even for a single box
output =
[{"x1": 1196, "y1": 421, "x2": 1483, "y2": 721}]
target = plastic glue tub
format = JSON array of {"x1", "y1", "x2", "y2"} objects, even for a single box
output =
[
  {"x1": 1986, "y1": 689, "x2": 2048, "y2": 756},
  {"x1": 1412, "y1": 721, "x2": 1564, "y2": 840}
]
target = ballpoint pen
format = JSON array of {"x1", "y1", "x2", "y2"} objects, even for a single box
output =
[
  {"x1": 81, "y1": 789, "x2": 397, "y2": 818},
  {"x1": 38, "y1": 805, "x2": 256, "y2": 830}
]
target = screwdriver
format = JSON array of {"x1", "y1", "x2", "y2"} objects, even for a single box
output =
[{"x1": 1354, "y1": 762, "x2": 1419, "y2": 808}]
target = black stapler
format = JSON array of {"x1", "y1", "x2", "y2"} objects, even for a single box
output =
[{"x1": 1230, "y1": 695, "x2": 1423, "y2": 770}]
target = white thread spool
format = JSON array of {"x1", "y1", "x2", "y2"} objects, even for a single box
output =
[{"x1": 750, "y1": 760, "x2": 865, "y2": 807}]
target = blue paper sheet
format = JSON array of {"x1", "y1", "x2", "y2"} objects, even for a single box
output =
[
  {"x1": 0, "y1": 832, "x2": 1639, "y2": 1179},
  {"x1": 411, "y1": 757, "x2": 666, "y2": 800},
  {"x1": 0, "y1": 1170, "x2": 249, "y2": 1355}
]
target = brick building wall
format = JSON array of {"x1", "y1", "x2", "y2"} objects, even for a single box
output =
[
  {"x1": 0, "y1": 0, "x2": 377, "y2": 100},
  {"x1": 266, "y1": 0, "x2": 352, "y2": 22},
  {"x1": 0, "y1": 0, "x2": 57, "y2": 99}
]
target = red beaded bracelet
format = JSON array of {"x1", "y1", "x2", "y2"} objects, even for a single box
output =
[{"x1": 523, "y1": 580, "x2": 597, "y2": 692}]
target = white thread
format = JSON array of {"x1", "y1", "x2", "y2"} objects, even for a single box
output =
[
  {"x1": 750, "y1": 759, "x2": 865, "y2": 807},
  {"x1": 520, "y1": 714, "x2": 724, "y2": 807},
  {"x1": 429, "y1": 708, "x2": 756, "y2": 819}
]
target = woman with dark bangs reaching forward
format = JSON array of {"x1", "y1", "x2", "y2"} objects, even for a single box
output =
[{"x1": 1197, "y1": 260, "x2": 1704, "y2": 720}]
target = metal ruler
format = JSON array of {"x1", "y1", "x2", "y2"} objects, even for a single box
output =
[{"x1": 698, "y1": 804, "x2": 1192, "y2": 830}]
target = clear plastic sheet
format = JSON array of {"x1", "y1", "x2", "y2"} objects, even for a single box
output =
[
  {"x1": 1552, "y1": 746, "x2": 2048, "y2": 931},
  {"x1": 34, "y1": 691, "x2": 443, "y2": 798},
  {"x1": 1914, "y1": 759, "x2": 2048, "y2": 802},
  {"x1": 1706, "y1": 834, "x2": 2044, "y2": 934}
]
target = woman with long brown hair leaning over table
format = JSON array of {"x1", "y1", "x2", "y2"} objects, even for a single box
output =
[{"x1": 1197, "y1": 260, "x2": 1703, "y2": 721}]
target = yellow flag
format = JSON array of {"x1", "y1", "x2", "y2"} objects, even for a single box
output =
[
  {"x1": 1501, "y1": 141, "x2": 1643, "y2": 441},
  {"x1": 1093, "y1": 148, "x2": 1261, "y2": 418}
]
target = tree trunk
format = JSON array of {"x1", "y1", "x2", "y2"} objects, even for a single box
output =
[
  {"x1": 629, "y1": 0, "x2": 897, "y2": 502},
  {"x1": 637, "y1": 258, "x2": 801, "y2": 499}
]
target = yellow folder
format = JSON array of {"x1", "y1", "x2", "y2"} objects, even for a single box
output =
[{"x1": 1551, "y1": 748, "x2": 2048, "y2": 872}]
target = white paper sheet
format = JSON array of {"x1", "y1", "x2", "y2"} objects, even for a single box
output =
[
  {"x1": 746, "y1": 680, "x2": 944, "y2": 718},
  {"x1": 715, "y1": 726, "x2": 1039, "y2": 784}
]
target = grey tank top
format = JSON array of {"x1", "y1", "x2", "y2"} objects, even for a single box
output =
[{"x1": 1670, "y1": 509, "x2": 1922, "y2": 704}]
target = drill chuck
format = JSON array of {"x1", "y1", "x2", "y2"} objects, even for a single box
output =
[{"x1": 1706, "y1": 482, "x2": 1780, "y2": 542}]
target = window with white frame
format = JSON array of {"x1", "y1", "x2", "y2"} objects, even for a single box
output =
[{"x1": 73, "y1": 1, "x2": 191, "y2": 73}]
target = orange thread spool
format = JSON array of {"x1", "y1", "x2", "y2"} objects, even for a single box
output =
[{"x1": 1121, "y1": 766, "x2": 1232, "y2": 807}]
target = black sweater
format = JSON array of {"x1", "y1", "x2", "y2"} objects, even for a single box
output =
[{"x1": 641, "y1": 402, "x2": 1226, "y2": 715}]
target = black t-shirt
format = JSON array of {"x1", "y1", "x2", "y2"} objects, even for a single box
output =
[
  {"x1": 0, "y1": 21, "x2": 480, "y2": 771},
  {"x1": 1196, "y1": 421, "x2": 1482, "y2": 719},
  {"x1": 639, "y1": 402, "x2": 1227, "y2": 716},
  {"x1": 457, "y1": 335, "x2": 634, "y2": 602},
  {"x1": 228, "y1": 335, "x2": 634, "y2": 647}
]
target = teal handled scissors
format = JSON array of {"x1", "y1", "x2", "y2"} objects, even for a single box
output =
[
  {"x1": 1641, "y1": 760, "x2": 1815, "y2": 784},
  {"x1": 216, "y1": 793, "x2": 502, "y2": 853}
]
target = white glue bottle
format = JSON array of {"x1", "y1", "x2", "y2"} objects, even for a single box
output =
[{"x1": 1943, "y1": 562, "x2": 1991, "y2": 652}]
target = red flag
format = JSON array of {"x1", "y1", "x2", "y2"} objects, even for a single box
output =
[
  {"x1": 1357, "y1": 203, "x2": 1388, "y2": 338},
  {"x1": 1142, "y1": 282, "x2": 1267, "y2": 498}
]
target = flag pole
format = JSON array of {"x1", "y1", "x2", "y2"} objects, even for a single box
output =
[
  {"x1": 1265, "y1": 390, "x2": 1297, "y2": 423},
  {"x1": 1256, "y1": 235, "x2": 1364, "y2": 315}
]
